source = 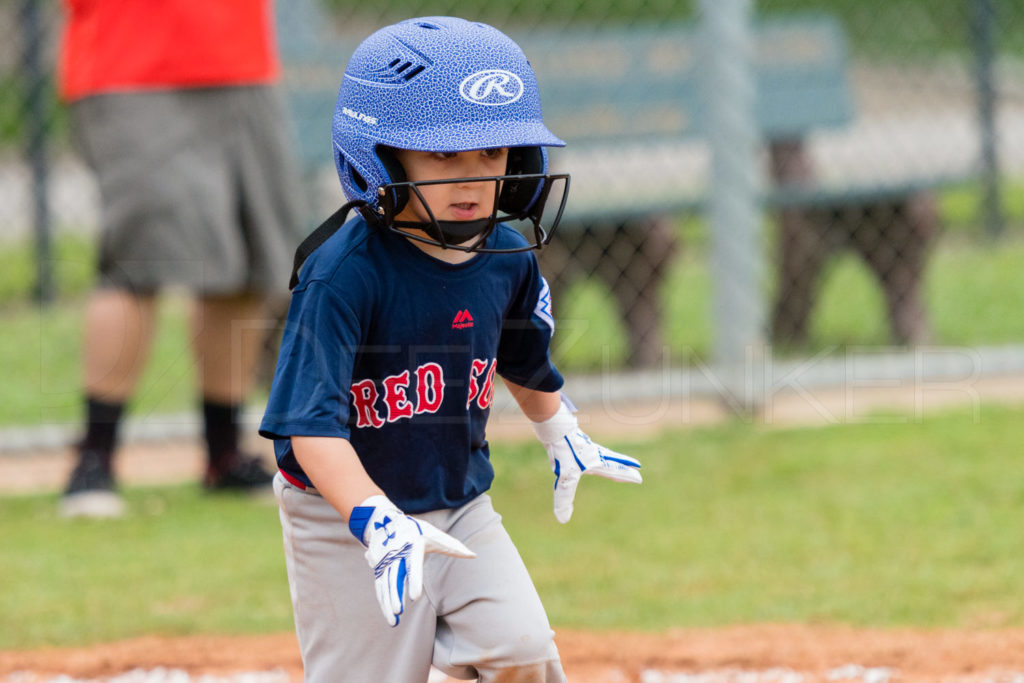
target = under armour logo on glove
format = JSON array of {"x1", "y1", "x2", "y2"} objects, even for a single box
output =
[
  {"x1": 349, "y1": 495, "x2": 475, "y2": 627},
  {"x1": 374, "y1": 516, "x2": 397, "y2": 545},
  {"x1": 532, "y1": 397, "x2": 643, "y2": 524}
]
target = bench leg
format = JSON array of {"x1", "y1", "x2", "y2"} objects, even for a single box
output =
[
  {"x1": 768, "y1": 140, "x2": 938, "y2": 347},
  {"x1": 604, "y1": 217, "x2": 678, "y2": 367},
  {"x1": 768, "y1": 139, "x2": 835, "y2": 346},
  {"x1": 847, "y1": 192, "x2": 939, "y2": 346},
  {"x1": 538, "y1": 218, "x2": 678, "y2": 368},
  {"x1": 771, "y1": 206, "x2": 834, "y2": 346}
]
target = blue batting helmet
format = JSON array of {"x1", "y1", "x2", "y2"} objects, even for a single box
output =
[{"x1": 331, "y1": 17, "x2": 566, "y2": 225}]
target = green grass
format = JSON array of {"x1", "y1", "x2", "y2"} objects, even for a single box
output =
[
  {"x1": 0, "y1": 295, "x2": 199, "y2": 428},
  {"x1": 0, "y1": 233, "x2": 96, "y2": 303},
  {"x1": 940, "y1": 179, "x2": 1024, "y2": 236},
  {"x1": 507, "y1": 405, "x2": 1024, "y2": 630},
  {"x1": 0, "y1": 487, "x2": 290, "y2": 648},
  {"x1": 4, "y1": 401, "x2": 1024, "y2": 649}
]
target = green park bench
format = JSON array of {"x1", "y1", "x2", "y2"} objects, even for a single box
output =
[{"x1": 275, "y1": 6, "x2": 962, "y2": 361}]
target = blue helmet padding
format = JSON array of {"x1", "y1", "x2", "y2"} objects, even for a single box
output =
[{"x1": 332, "y1": 16, "x2": 565, "y2": 210}]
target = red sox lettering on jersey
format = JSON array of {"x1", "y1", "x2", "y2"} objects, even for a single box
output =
[{"x1": 350, "y1": 359, "x2": 497, "y2": 428}]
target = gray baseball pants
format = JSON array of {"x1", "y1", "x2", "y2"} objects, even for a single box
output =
[{"x1": 274, "y1": 473, "x2": 567, "y2": 682}]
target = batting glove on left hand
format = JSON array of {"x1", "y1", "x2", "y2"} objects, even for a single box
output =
[
  {"x1": 349, "y1": 495, "x2": 475, "y2": 627},
  {"x1": 532, "y1": 397, "x2": 643, "y2": 524}
]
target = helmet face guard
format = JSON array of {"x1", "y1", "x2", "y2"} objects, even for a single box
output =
[
  {"x1": 331, "y1": 16, "x2": 570, "y2": 253},
  {"x1": 376, "y1": 172, "x2": 571, "y2": 253}
]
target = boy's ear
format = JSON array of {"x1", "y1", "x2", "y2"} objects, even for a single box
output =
[
  {"x1": 499, "y1": 147, "x2": 544, "y2": 215},
  {"x1": 376, "y1": 146, "x2": 410, "y2": 213}
]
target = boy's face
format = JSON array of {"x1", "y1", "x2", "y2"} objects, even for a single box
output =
[{"x1": 394, "y1": 148, "x2": 509, "y2": 223}]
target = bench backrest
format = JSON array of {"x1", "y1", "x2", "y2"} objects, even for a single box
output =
[
  {"x1": 516, "y1": 17, "x2": 852, "y2": 146},
  {"x1": 275, "y1": 5, "x2": 854, "y2": 171}
]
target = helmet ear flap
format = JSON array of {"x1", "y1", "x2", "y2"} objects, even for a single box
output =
[
  {"x1": 376, "y1": 146, "x2": 410, "y2": 213},
  {"x1": 335, "y1": 145, "x2": 371, "y2": 198},
  {"x1": 499, "y1": 146, "x2": 545, "y2": 215}
]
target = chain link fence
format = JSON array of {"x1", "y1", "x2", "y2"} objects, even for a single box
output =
[{"x1": 3, "y1": 0, "x2": 1024, "y2": 412}]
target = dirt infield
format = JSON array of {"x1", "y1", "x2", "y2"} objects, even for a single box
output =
[{"x1": 3, "y1": 625, "x2": 1024, "y2": 682}]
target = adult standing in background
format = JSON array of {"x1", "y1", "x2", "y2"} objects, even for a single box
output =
[{"x1": 57, "y1": 0, "x2": 304, "y2": 517}]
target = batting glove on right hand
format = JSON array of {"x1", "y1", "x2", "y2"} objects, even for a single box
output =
[
  {"x1": 532, "y1": 398, "x2": 643, "y2": 524},
  {"x1": 349, "y1": 495, "x2": 475, "y2": 627}
]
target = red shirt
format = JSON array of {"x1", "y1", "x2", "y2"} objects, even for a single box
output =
[{"x1": 59, "y1": 0, "x2": 280, "y2": 101}]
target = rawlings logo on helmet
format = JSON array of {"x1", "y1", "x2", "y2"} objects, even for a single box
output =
[{"x1": 459, "y1": 69, "x2": 524, "y2": 106}]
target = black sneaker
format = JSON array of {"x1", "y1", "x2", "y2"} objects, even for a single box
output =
[
  {"x1": 59, "y1": 450, "x2": 126, "y2": 519},
  {"x1": 204, "y1": 453, "x2": 275, "y2": 492}
]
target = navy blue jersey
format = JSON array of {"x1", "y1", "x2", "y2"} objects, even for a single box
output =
[{"x1": 259, "y1": 216, "x2": 563, "y2": 513}]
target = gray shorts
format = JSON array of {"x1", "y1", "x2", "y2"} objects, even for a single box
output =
[
  {"x1": 71, "y1": 86, "x2": 305, "y2": 294},
  {"x1": 274, "y1": 474, "x2": 566, "y2": 683}
]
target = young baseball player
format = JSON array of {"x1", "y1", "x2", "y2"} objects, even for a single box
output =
[{"x1": 259, "y1": 16, "x2": 642, "y2": 682}]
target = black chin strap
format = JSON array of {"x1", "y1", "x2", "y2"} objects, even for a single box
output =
[
  {"x1": 289, "y1": 200, "x2": 367, "y2": 290},
  {"x1": 392, "y1": 217, "x2": 494, "y2": 247}
]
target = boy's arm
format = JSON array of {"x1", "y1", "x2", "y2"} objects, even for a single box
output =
[
  {"x1": 291, "y1": 435, "x2": 383, "y2": 517},
  {"x1": 501, "y1": 379, "x2": 643, "y2": 524},
  {"x1": 501, "y1": 380, "x2": 561, "y2": 422},
  {"x1": 291, "y1": 436, "x2": 474, "y2": 627}
]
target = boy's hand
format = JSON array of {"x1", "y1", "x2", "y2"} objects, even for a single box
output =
[
  {"x1": 349, "y1": 495, "x2": 475, "y2": 626},
  {"x1": 531, "y1": 400, "x2": 643, "y2": 523}
]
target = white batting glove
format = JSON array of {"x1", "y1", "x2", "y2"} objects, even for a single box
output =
[
  {"x1": 531, "y1": 397, "x2": 643, "y2": 524},
  {"x1": 348, "y1": 495, "x2": 475, "y2": 627}
]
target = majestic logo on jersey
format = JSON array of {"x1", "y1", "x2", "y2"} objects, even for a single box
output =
[
  {"x1": 459, "y1": 69, "x2": 524, "y2": 106},
  {"x1": 452, "y1": 310, "x2": 475, "y2": 329},
  {"x1": 350, "y1": 359, "x2": 496, "y2": 428}
]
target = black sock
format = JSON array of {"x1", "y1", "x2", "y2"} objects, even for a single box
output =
[
  {"x1": 202, "y1": 399, "x2": 240, "y2": 472},
  {"x1": 80, "y1": 396, "x2": 125, "y2": 471}
]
